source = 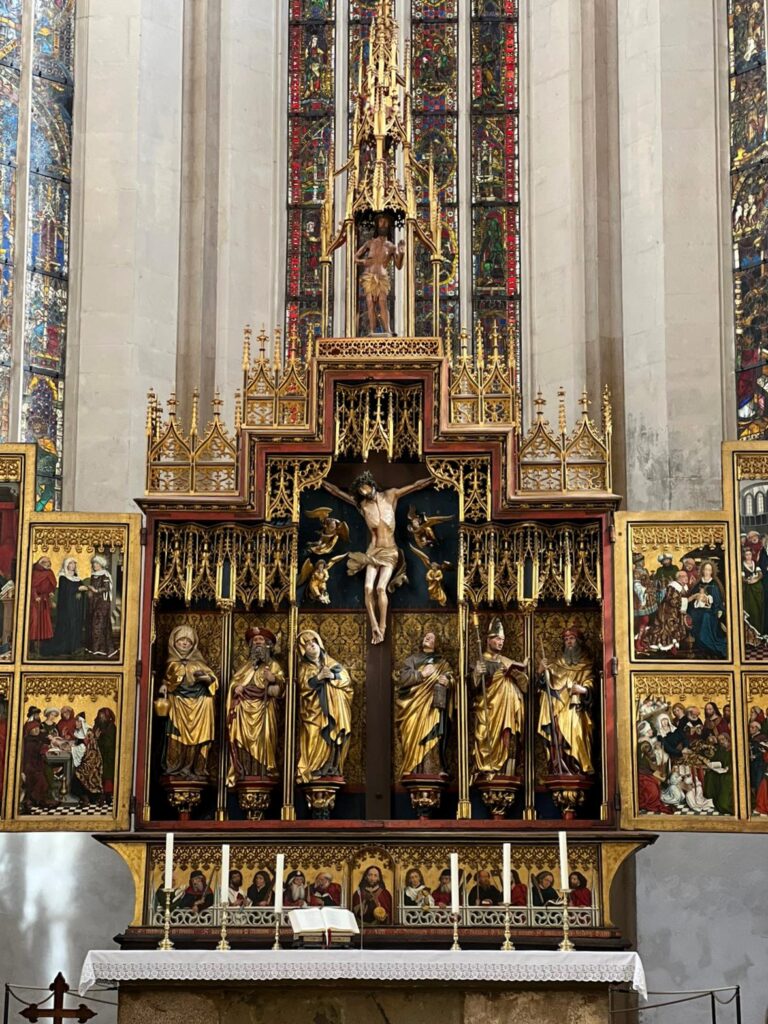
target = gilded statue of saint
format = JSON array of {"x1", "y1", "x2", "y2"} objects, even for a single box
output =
[
  {"x1": 323, "y1": 472, "x2": 432, "y2": 644},
  {"x1": 296, "y1": 629, "x2": 354, "y2": 782},
  {"x1": 226, "y1": 627, "x2": 285, "y2": 783},
  {"x1": 159, "y1": 624, "x2": 218, "y2": 780},
  {"x1": 396, "y1": 629, "x2": 455, "y2": 777},
  {"x1": 537, "y1": 626, "x2": 595, "y2": 775},
  {"x1": 354, "y1": 212, "x2": 405, "y2": 336},
  {"x1": 471, "y1": 617, "x2": 528, "y2": 781}
]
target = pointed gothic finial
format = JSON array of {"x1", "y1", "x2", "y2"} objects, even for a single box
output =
[
  {"x1": 490, "y1": 319, "x2": 500, "y2": 359},
  {"x1": 257, "y1": 325, "x2": 268, "y2": 361},
  {"x1": 190, "y1": 388, "x2": 200, "y2": 438},
  {"x1": 242, "y1": 324, "x2": 252, "y2": 372},
  {"x1": 475, "y1": 320, "x2": 485, "y2": 369},
  {"x1": 506, "y1": 322, "x2": 516, "y2": 372},
  {"x1": 234, "y1": 390, "x2": 242, "y2": 432},
  {"x1": 444, "y1": 316, "x2": 454, "y2": 360},
  {"x1": 602, "y1": 385, "x2": 612, "y2": 432},
  {"x1": 579, "y1": 389, "x2": 590, "y2": 418},
  {"x1": 534, "y1": 389, "x2": 546, "y2": 419},
  {"x1": 558, "y1": 386, "x2": 567, "y2": 436},
  {"x1": 146, "y1": 390, "x2": 156, "y2": 438},
  {"x1": 288, "y1": 321, "x2": 299, "y2": 363},
  {"x1": 459, "y1": 326, "x2": 469, "y2": 360},
  {"x1": 167, "y1": 392, "x2": 178, "y2": 421},
  {"x1": 212, "y1": 390, "x2": 224, "y2": 421},
  {"x1": 273, "y1": 327, "x2": 282, "y2": 374}
]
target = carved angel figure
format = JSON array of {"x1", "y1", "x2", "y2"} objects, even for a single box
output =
[
  {"x1": 298, "y1": 554, "x2": 347, "y2": 604},
  {"x1": 409, "y1": 545, "x2": 453, "y2": 606},
  {"x1": 305, "y1": 507, "x2": 351, "y2": 555},
  {"x1": 406, "y1": 506, "x2": 453, "y2": 550}
]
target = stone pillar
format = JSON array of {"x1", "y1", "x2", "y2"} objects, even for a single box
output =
[
  {"x1": 65, "y1": 0, "x2": 183, "y2": 513},
  {"x1": 522, "y1": 0, "x2": 625, "y2": 496},
  {"x1": 617, "y1": 0, "x2": 732, "y2": 511},
  {"x1": 214, "y1": 0, "x2": 283, "y2": 422}
]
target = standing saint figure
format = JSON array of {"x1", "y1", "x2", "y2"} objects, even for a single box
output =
[
  {"x1": 323, "y1": 471, "x2": 432, "y2": 644},
  {"x1": 226, "y1": 626, "x2": 285, "y2": 783},
  {"x1": 159, "y1": 624, "x2": 218, "y2": 780},
  {"x1": 537, "y1": 627, "x2": 595, "y2": 775},
  {"x1": 355, "y1": 212, "x2": 405, "y2": 336},
  {"x1": 396, "y1": 629, "x2": 454, "y2": 777},
  {"x1": 296, "y1": 629, "x2": 354, "y2": 782},
  {"x1": 471, "y1": 617, "x2": 528, "y2": 781},
  {"x1": 81, "y1": 555, "x2": 117, "y2": 658},
  {"x1": 44, "y1": 558, "x2": 85, "y2": 657}
]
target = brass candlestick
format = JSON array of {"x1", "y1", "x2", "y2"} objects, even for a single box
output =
[
  {"x1": 272, "y1": 910, "x2": 281, "y2": 950},
  {"x1": 158, "y1": 888, "x2": 174, "y2": 950},
  {"x1": 216, "y1": 904, "x2": 231, "y2": 951},
  {"x1": 558, "y1": 888, "x2": 574, "y2": 951},
  {"x1": 501, "y1": 904, "x2": 515, "y2": 951},
  {"x1": 450, "y1": 911, "x2": 461, "y2": 951}
]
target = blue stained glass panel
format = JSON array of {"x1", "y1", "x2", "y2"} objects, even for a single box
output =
[
  {"x1": 0, "y1": 161, "x2": 15, "y2": 264},
  {"x1": 26, "y1": 172, "x2": 69, "y2": 275},
  {"x1": 0, "y1": 65, "x2": 18, "y2": 169},
  {"x1": 30, "y1": 76, "x2": 72, "y2": 179},
  {"x1": 21, "y1": 369, "x2": 63, "y2": 503},
  {"x1": 0, "y1": 0, "x2": 22, "y2": 71},
  {"x1": 24, "y1": 270, "x2": 65, "y2": 374},
  {"x1": 33, "y1": 0, "x2": 74, "y2": 84},
  {"x1": 0, "y1": 264, "x2": 13, "y2": 442}
]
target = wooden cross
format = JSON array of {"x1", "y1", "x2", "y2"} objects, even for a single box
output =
[{"x1": 18, "y1": 973, "x2": 96, "y2": 1024}]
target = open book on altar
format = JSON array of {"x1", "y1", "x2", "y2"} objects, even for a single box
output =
[{"x1": 287, "y1": 908, "x2": 359, "y2": 948}]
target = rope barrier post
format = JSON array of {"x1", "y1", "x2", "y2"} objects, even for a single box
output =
[
  {"x1": 710, "y1": 990, "x2": 717, "y2": 1024},
  {"x1": 4, "y1": 984, "x2": 10, "y2": 1024},
  {"x1": 736, "y1": 985, "x2": 742, "y2": 1024}
]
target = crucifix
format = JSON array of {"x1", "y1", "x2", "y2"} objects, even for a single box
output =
[{"x1": 18, "y1": 974, "x2": 96, "y2": 1024}]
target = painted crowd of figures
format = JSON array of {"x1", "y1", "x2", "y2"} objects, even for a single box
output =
[
  {"x1": 157, "y1": 863, "x2": 593, "y2": 923},
  {"x1": 636, "y1": 698, "x2": 733, "y2": 816},
  {"x1": 633, "y1": 553, "x2": 727, "y2": 658},
  {"x1": 28, "y1": 555, "x2": 119, "y2": 660},
  {"x1": 20, "y1": 704, "x2": 117, "y2": 813}
]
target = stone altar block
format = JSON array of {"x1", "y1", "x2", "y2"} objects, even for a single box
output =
[{"x1": 80, "y1": 950, "x2": 646, "y2": 1024}]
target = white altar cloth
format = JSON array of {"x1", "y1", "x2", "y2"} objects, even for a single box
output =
[{"x1": 79, "y1": 949, "x2": 646, "y2": 999}]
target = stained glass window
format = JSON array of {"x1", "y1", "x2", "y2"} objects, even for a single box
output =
[
  {"x1": 411, "y1": 0, "x2": 459, "y2": 337},
  {"x1": 729, "y1": 0, "x2": 768, "y2": 438},
  {"x1": 286, "y1": 0, "x2": 336, "y2": 346},
  {"x1": 470, "y1": 0, "x2": 519, "y2": 355}
]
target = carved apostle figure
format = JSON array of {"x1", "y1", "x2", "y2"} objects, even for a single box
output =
[
  {"x1": 396, "y1": 629, "x2": 455, "y2": 777},
  {"x1": 471, "y1": 618, "x2": 528, "y2": 780},
  {"x1": 537, "y1": 626, "x2": 595, "y2": 775},
  {"x1": 226, "y1": 627, "x2": 286, "y2": 784},
  {"x1": 159, "y1": 624, "x2": 218, "y2": 780},
  {"x1": 296, "y1": 629, "x2": 354, "y2": 782}
]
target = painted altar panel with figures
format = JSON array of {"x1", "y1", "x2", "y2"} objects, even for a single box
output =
[
  {"x1": 615, "y1": 441, "x2": 768, "y2": 831},
  {"x1": 0, "y1": 451, "x2": 142, "y2": 830}
]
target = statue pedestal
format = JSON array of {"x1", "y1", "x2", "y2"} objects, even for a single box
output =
[
  {"x1": 233, "y1": 776, "x2": 277, "y2": 820},
  {"x1": 474, "y1": 775, "x2": 523, "y2": 819},
  {"x1": 160, "y1": 776, "x2": 206, "y2": 821},
  {"x1": 401, "y1": 773, "x2": 447, "y2": 819},
  {"x1": 301, "y1": 776, "x2": 345, "y2": 819},
  {"x1": 542, "y1": 775, "x2": 593, "y2": 820}
]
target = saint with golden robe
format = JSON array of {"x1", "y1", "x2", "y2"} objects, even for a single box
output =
[
  {"x1": 159, "y1": 624, "x2": 218, "y2": 780},
  {"x1": 226, "y1": 627, "x2": 285, "y2": 784},
  {"x1": 471, "y1": 618, "x2": 528, "y2": 781},
  {"x1": 396, "y1": 629, "x2": 455, "y2": 777},
  {"x1": 296, "y1": 629, "x2": 354, "y2": 782},
  {"x1": 537, "y1": 626, "x2": 595, "y2": 775}
]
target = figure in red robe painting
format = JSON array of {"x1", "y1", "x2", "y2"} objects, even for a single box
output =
[{"x1": 28, "y1": 556, "x2": 57, "y2": 656}]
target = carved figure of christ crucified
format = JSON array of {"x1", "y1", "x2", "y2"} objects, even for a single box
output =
[{"x1": 322, "y1": 472, "x2": 433, "y2": 644}]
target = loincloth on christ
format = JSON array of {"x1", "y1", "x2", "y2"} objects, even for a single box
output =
[
  {"x1": 361, "y1": 270, "x2": 391, "y2": 300},
  {"x1": 347, "y1": 545, "x2": 407, "y2": 592}
]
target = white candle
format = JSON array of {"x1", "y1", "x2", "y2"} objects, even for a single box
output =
[
  {"x1": 558, "y1": 831, "x2": 569, "y2": 890},
  {"x1": 274, "y1": 853, "x2": 285, "y2": 914},
  {"x1": 450, "y1": 853, "x2": 459, "y2": 916},
  {"x1": 164, "y1": 832, "x2": 174, "y2": 890},
  {"x1": 502, "y1": 843, "x2": 511, "y2": 904},
  {"x1": 220, "y1": 844, "x2": 230, "y2": 906}
]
